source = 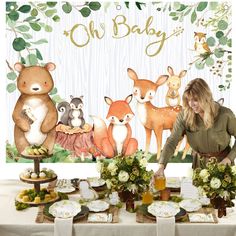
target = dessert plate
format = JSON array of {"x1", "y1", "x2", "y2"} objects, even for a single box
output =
[
  {"x1": 49, "y1": 200, "x2": 81, "y2": 218},
  {"x1": 44, "y1": 205, "x2": 89, "y2": 222},
  {"x1": 179, "y1": 199, "x2": 202, "y2": 212},
  {"x1": 88, "y1": 178, "x2": 106, "y2": 187},
  {"x1": 148, "y1": 201, "x2": 180, "y2": 218},
  {"x1": 87, "y1": 200, "x2": 109, "y2": 212},
  {"x1": 55, "y1": 185, "x2": 76, "y2": 193}
]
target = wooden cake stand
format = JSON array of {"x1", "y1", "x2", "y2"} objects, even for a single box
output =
[{"x1": 16, "y1": 152, "x2": 59, "y2": 206}]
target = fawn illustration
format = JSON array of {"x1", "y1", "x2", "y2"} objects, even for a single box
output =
[
  {"x1": 127, "y1": 68, "x2": 189, "y2": 160},
  {"x1": 90, "y1": 95, "x2": 138, "y2": 158},
  {"x1": 165, "y1": 66, "x2": 187, "y2": 107}
]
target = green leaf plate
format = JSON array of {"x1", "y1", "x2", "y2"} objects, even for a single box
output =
[
  {"x1": 43, "y1": 203, "x2": 89, "y2": 222},
  {"x1": 138, "y1": 204, "x2": 187, "y2": 222}
]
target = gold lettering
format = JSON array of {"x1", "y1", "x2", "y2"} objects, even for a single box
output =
[
  {"x1": 68, "y1": 14, "x2": 175, "y2": 58},
  {"x1": 70, "y1": 24, "x2": 90, "y2": 47},
  {"x1": 89, "y1": 21, "x2": 105, "y2": 39},
  {"x1": 145, "y1": 16, "x2": 155, "y2": 35},
  {"x1": 131, "y1": 25, "x2": 142, "y2": 34},
  {"x1": 146, "y1": 32, "x2": 166, "y2": 57},
  {"x1": 112, "y1": 15, "x2": 130, "y2": 38}
]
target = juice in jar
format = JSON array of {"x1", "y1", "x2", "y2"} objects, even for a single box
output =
[
  {"x1": 154, "y1": 176, "x2": 166, "y2": 191},
  {"x1": 142, "y1": 190, "x2": 153, "y2": 204}
]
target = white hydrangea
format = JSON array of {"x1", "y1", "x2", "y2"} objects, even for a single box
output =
[
  {"x1": 139, "y1": 158, "x2": 148, "y2": 168},
  {"x1": 231, "y1": 166, "x2": 236, "y2": 175},
  {"x1": 199, "y1": 169, "x2": 210, "y2": 180},
  {"x1": 108, "y1": 162, "x2": 118, "y2": 176},
  {"x1": 198, "y1": 186, "x2": 206, "y2": 197},
  {"x1": 203, "y1": 176, "x2": 209, "y2": 183},
  {"x1": 118, "y1": 170, "x2": 129, "y2": 182},
  {"x1": 210, "y1": 177, "x2": 221, "y2": 189}
]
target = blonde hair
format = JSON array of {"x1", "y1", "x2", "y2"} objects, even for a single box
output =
[{"x1": 182, "y1": 78, "x2": 219, "y2": 130}]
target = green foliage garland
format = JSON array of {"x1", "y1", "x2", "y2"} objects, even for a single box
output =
[
  {"x1": 6, "y1": 1, "x2": 102, "y2": 103},
  {"x1": 153, "y1": 1, "x2": 232, "y2": 91}
]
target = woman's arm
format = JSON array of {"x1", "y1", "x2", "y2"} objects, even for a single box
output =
[
  {"x1": 223, "y1": 109, "x2": 236, "y2": 164},
  {"x1": 159, "y1": 111, "x2": 186, "y2": 166},
  {"x1": 155, "y1": 111, "x2": 186, "y2": 176}
]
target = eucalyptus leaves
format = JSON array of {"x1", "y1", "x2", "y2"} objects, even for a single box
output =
[
  {"x1": 6, "y1": 2, "x2": 60, "y2": 96},
  {"x1": 153, "y1": 1, "x2": 232, "y2": 90},
  {"x1": 6, "y1": 1, "x2": 102, "y2": 102},
  {"x1": 6, "y1": 1, "x2": 232, "y2": 94},
  {"x1": 62, "y1": 2, "x2": 101, "y2": 17}
]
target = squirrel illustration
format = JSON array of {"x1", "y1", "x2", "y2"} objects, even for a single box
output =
[
  {"x1": 57, "y1": 95, "x2": 85, "y2": 128},
  {"x1": 90, "y1": 95, "x2": 138, "y2": 158}
]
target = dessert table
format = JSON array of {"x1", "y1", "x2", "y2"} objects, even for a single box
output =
[{"x1": 1, "y1": 180, "x2": 236, "y2": 236}]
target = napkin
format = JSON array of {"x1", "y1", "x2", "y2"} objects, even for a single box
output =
[
  {"x1": 54, "y1": 217, "x2": 73, "y2": 236},
  {"x1": 156, "y1": 216, "x2": 175, "y2": 236}
]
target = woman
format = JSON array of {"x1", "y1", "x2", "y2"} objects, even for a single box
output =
[{"x1": 155, "y1": 78, "x2": 236, "y2": 177}]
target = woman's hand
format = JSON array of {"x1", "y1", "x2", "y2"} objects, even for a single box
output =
[
  {"x1": 152, "y1": 164, "x2": 165, "y2": 184},
  {"x1": 219, "y1": 157, "x2": 231, "y2": 165}
]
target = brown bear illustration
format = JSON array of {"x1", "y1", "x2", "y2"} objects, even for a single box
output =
[{"x1": 12, "y1": 62, "x2": 58, "y2": 155}]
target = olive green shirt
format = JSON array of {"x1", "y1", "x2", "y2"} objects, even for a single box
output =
[{"x1": 159, "y1": 105, "x2": 236, "y2": 166}]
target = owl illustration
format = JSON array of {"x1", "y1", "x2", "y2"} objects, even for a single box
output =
[{"x1": 194, "y1": 32, "x2": 211, "y2": 54}]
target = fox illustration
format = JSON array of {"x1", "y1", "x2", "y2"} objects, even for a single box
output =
[{"x1": 90, "y1": 95, "x2": 138, "y2": 158}]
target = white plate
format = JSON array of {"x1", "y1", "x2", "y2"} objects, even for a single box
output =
[
  {"x1": 88, "y1": 178, "x2": 106, "y2": 187},
  {"x1": 166, "y1": 177, "x2": 181, "y2": 188},
  {"x1": 179, "y1": 199, "x2": 202, "y2": 212},
  {"x1": 49, "y1": 200, "x2": 81, "y2": 218},
  {"x1": 55, "y1": 186, "x2": 76, "y2": 193},
  {"x1": 148, "y1": 201, "x2": 180, "y2": 218},
  {"x1": 87, "y1": 200, "x2": 109, "y2": 212}
]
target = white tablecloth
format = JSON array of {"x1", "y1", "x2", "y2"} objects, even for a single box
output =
[{"x1": 1, "y1": 180, "x2": 236, "y2": 236}]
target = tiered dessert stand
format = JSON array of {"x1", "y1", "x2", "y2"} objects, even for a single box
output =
[{"x1": 17, "y1": 151, "x2": 59, "y2": 206}]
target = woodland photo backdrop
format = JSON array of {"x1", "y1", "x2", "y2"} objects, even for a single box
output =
[{"x1": 6, "y1": 1, "x2": 232, "y2": 164}]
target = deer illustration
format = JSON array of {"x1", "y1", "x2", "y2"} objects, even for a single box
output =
[{"x1": 127, "y1": 68, "x2": 189, "y2": 160}]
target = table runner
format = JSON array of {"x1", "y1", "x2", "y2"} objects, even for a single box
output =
[{"x1": 36, "y1": 205, "x2": 119, "y2": 223}]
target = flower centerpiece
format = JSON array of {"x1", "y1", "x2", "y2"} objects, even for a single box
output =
[
  {"x1": 97, "y1": 154, "x2": 153, "y2": 201},
  {"x1": 193, "y1": 158, "x2": 236, "y2": 213}
]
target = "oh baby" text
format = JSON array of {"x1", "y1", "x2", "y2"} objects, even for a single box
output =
[{"x1": 68, "y1": 14, "x2": 182, "y2": 57}]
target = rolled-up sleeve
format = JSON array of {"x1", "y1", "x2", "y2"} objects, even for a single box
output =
[
  {"x1": 226, "y1": 110, "x2": 236, "y2": 162},
  {"x1": 159, "y1": 111, "x2": 186, "y2": 167}
]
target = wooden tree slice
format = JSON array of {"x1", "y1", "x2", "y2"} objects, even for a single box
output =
[
  {"x1": 21, "y1": 151, "x2": 52, "y2": 160},
  {"x1": 16, "y1": 194, "x2": 59, "y2": 206},
  {"x1": 19, "y1": 174, "x2": 57, "y2": 184}
]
